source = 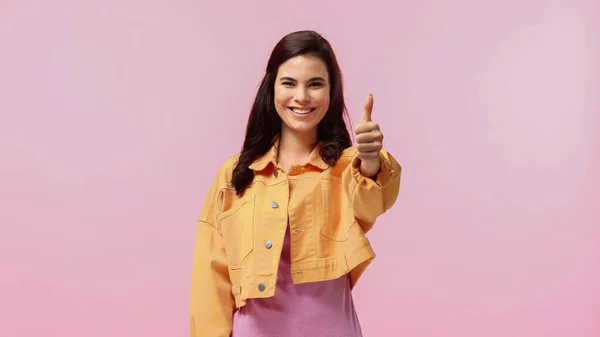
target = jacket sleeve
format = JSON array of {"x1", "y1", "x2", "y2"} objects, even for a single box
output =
[
  {"x1": 190, "y1": 163, "x2": 236, "y2": 337},
  {"x1": 342, "y1": 149, "x2": 402, "y2": 233}
]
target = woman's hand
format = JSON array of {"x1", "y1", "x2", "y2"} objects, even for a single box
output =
[{"x1": 355, "y1": 94, "x2": 383, "y2": 178}]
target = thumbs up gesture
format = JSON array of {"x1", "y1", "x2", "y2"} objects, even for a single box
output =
[{"x1": 355, "y1": 94, "x2": 383, "y2": 178}]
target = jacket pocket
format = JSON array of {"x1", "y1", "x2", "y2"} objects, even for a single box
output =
[
  {"x1": 319, "y1": 177, "x2": 353, "y2": 242},
  {"x1": 216, "y1": 194, "x2": 255, "y2": 270}
]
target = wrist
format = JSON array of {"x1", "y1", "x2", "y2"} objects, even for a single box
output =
[{"x1": 359, "y1": 159, "x2": 381, "y2": 178}]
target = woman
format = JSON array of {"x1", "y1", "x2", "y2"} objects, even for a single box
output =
[{"x1": 190, "y1": 30, "x2": 401, "y2": 337}]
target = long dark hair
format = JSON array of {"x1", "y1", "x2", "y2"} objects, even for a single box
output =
[{"x1": 231, "y1": 30, "x2": 352, "y2": 195}]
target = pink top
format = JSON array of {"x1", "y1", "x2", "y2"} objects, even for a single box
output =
[{"x1": 231, "y1": 226, "x2": 363, "y2": 337}]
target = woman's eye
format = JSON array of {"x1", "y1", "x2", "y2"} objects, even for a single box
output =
[
  {"x1": 282, "y1": 82, "x2": 294, "y2": 86},
  {"x1": 310, "y1": 82, "x2": 324, "y2": 87}
]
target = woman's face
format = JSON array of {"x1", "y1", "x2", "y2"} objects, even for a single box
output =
[{"x1": 274, "y1": 54, "x2": 330, "y2": 136}]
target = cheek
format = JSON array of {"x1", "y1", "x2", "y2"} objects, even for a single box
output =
[
  {"x1": 274, "y1": 89, "x2": 291, "y2": 107},
  {"x1": 316, "y1": 92, "x2": 330, "y2": 109}
]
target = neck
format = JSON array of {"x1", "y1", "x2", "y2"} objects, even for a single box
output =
[{"x1": 278, "y1": 125, "x2": 318, "y2": 166}]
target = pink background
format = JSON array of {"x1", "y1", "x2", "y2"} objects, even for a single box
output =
[{"x1": 1, "y1": 0, "x2": 598, "y2": 336}]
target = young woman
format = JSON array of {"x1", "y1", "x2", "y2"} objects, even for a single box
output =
[{"x1": 190, "y1": 30, "x2": 402, "y2": 337}]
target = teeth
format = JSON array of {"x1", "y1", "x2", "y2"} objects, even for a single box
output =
[{"x1": 291, "y1": 108, "x2": 313, "y2": 114}]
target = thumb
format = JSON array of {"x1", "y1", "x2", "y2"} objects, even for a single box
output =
[{"x1": 361, "y1": 93, "x2": 373, "y2": 123}]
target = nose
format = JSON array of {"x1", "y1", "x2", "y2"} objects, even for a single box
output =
[{"x1": 294, "y1": 87, "x2": 310, "y2": 103}]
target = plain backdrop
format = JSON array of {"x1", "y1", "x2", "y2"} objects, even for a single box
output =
[{"x1": 1, "y1": 0, "x2": 598, "y2": 336}]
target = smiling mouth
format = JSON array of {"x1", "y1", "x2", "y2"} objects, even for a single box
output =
[{"x1": 288, "y1": 107, "x2": 316, "y2": 115}]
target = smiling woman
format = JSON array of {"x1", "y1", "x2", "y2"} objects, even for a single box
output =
[
  {"x1": 274, "y1": 55, "x2": 330, "y2": 134},
  {"x1": 189, "y1": 30, "x2": 402, "y2": 337},
  {"x1": 230, "y1": 30, "x2": 354, "y2": 194}
]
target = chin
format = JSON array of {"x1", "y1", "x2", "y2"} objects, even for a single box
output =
[{"x1": 286, "y1": 121, "x2": 319, "y2": 134}]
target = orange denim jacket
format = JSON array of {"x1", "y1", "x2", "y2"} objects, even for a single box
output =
[{"x1": 190, "y1": 138, "x2": 402, "y2": 337}]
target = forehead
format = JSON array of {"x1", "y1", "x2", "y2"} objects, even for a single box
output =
[{"x1": 277, "y1": 55, "x2": 329, "y2": 79}]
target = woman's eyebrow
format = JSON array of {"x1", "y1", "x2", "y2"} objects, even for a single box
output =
[{"x1": 279, "y1": 76, "x2": 327, "y2": 82}]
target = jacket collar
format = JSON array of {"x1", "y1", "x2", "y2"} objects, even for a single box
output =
[{"x1": 248, "y1": 135, "x2": 329, "y2": 171}]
